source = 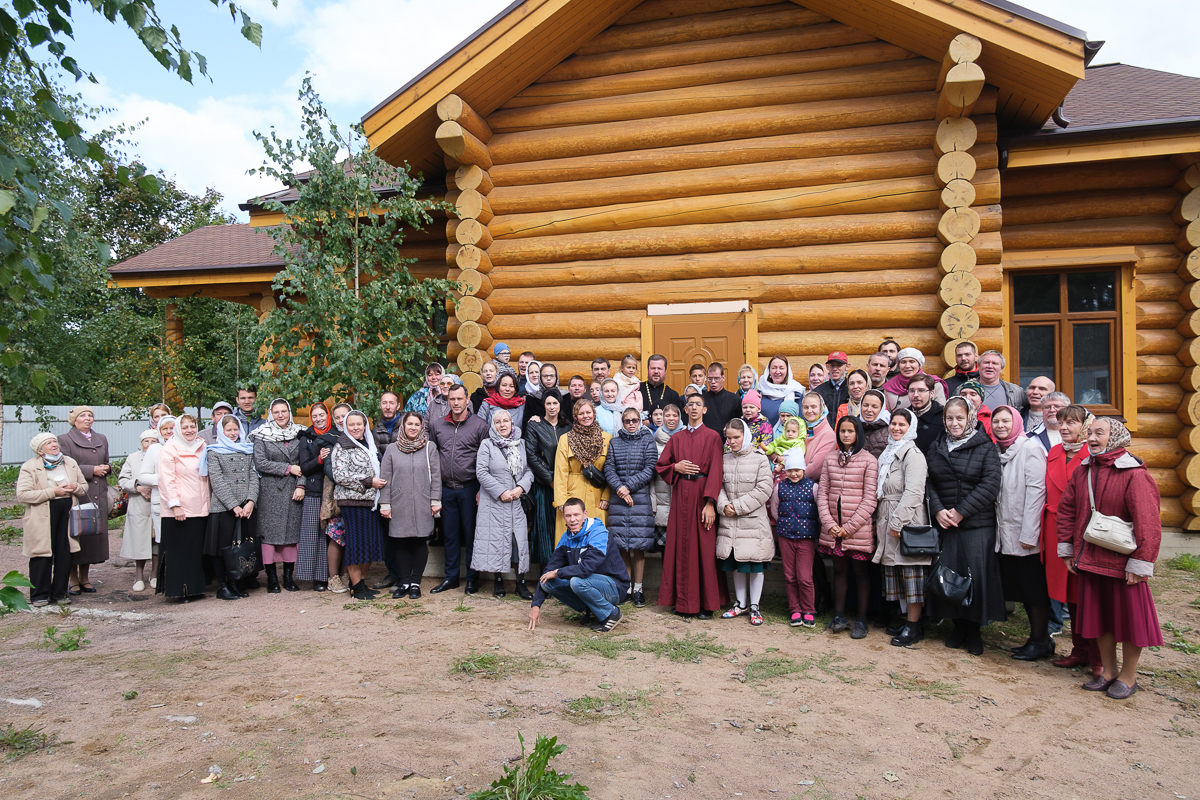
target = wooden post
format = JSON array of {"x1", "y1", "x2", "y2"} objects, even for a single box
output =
[
  {"x1": 164, "y1": 303, "x2": 183, "y2": 410},
  {"x1": 435, "y1": 95, "x2": 496, "y2": 387}
]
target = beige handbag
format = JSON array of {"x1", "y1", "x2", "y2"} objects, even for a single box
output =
[{"x1": 1082, "y1": 467, "x2": 1137, "y2": 555}]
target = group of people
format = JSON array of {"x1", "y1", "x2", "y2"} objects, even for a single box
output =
[{"x1": 16, "y1": 340, "x2": 1164, "y2": 697}]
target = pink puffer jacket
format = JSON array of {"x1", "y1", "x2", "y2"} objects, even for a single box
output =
[{"x1": 817, "y1": 449, "x2": 879, "y2": 553}]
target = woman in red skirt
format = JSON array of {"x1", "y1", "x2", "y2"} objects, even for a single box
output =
[{"x1": 1056, "y1": 417, "x2": 1162, "y2": 700}]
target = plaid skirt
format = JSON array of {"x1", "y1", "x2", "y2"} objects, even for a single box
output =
[
  {"x1": 882, "y1": 564, "x2": 928, "y2": 604},
  {"x1": 295, "y1": 493, "x2": 328, "y2": 582},
  {"x1": 342, "y1": 505, "x2": 384, "y2": 567}
]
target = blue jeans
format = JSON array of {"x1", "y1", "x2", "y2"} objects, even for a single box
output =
[
  {"x1": 441, "y1": 481, "x2": 479, "y2": 582},
  {"x1": 541, "y1": 574, "x2": 621, "y2": 620}
]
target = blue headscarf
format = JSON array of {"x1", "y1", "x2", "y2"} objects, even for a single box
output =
[{"x1": 199, "y1": 417, "x2": 254, "y2": 476}]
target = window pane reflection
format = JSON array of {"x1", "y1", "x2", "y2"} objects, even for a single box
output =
[
  {"x1": 1067, "y1": 271, "x2": 1116, "y2": 313},
  {"x1": 1013, "y1": 273, "x2": 1059, "y2": 315},
  {"x1": 1018, "y1": 326, "x2": 1056, "y2": 388},
  {"x1": 1073, "y1": 323, "x2": 1111, "y2": 405}
]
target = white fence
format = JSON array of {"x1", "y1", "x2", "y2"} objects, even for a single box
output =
[{"x1": 2, "y1": 406, "x2": 212, "y2": 465}]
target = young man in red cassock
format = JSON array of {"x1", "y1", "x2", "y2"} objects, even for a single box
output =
[{"x1": 655, "y1": 394, "x2": 728, "y2": 618}]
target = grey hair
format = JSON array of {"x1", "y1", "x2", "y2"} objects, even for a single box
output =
[
  {"x1": 1044, "y1": 391, "x2": 1070, "y2": 406},
  {"x1": 979, "y1": 350, "x2": 1006, "y2": 367}
]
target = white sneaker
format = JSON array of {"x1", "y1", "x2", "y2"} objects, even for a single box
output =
[
  {"x1": 328, "y1": 574, "x2": 349, "y2": 594},
  {"x1": 132, "y1": 580, "x2": 146, "y2": 592},
  {"x1": 149, "y1": 578, "x2": 157, "y2": 589}
]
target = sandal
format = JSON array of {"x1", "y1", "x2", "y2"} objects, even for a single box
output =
[
  {"x1": 749, "y1": 605, "x2": 763, "y2": 626},
  {"x1": 721, "y1": 603, "x2": 747, "y2": 619},
  {"x1": 80, "y1": 584, "x2": 96, "y2": 593}
]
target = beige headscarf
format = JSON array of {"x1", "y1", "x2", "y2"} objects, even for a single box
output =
[{"x1": 67, "y1": 405, "x2": 94, "y2": 426}]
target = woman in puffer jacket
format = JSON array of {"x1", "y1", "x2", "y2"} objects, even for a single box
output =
[
  {"x1": 604, "y1": 408, "x2": 659, "y2": 607},
  {"x1": 817, "y1": 415, "x2": 879, "y2": 640},
  {"x1": 716, "y1": 419, "x2": 776, "y2": 626},
  {"x1": 651, "y1": 403, "x2": 683, "y2": 549}
]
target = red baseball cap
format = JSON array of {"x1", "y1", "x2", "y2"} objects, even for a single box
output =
[{"x1": 826, "y1": 351, "x2": 849, "y2": 364}]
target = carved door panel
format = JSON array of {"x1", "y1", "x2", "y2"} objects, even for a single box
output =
[{"x1": 652, "y1": 313, "x2": 746, "y2": 393}]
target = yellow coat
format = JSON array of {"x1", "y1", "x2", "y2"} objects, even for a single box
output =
[
  {"x1": 552, "y1": 431, "x2": 612, "y2": 542},
  {"x1": 16, "y1": 456, "x2": 88, "y2": 559}
]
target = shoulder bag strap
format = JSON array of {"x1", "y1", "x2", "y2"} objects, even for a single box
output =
[{"x1": 1087, "y1": 464, "x2": 1097, "y2": 513}]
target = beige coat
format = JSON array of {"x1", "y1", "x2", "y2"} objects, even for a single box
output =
[
  {"x1": 995, "y1": 435, "x2": 1047, "y2": 555},
  {"x1": 16, "y1": 456, "x2": 88, "y2": 558},
  {"x1": 872, "y1": 441, "x2": 932, "y2": 567},
  {"x1": 715, "y1": 449, "x2": 776, "y2": 563}
]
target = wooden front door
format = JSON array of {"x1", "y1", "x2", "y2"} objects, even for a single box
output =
[{"x1": 652, "y1": 312, "x2": 746, "y2": 393}]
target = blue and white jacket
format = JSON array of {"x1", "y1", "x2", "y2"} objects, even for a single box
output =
[{"x1": 531, "y1": 517, "x2": 630, "y2": 606}]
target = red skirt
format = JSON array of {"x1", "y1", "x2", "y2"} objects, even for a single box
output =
[{"x1": 1076, "y1": 571, "x2": 1163, "y2": 647}]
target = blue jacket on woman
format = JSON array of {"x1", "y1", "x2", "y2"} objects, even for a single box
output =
[{"x1": 603, "y1": 425, "x2": 658, "y2": 551}]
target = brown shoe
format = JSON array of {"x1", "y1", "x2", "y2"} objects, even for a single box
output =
[
  {"x1": 1105, "y1": 680, "x2": 1139, "y2": 700},
  {"x1": 1052, "y1": 652, "x2": 1090, "y2": 669},
  {"x1": 1081, "y1": 675, "x2": 1116, "y2": 692}
]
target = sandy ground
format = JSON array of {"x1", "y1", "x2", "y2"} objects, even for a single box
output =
[{"x1": 1, "y1": 524, "x2": 1200, "y2": 800}]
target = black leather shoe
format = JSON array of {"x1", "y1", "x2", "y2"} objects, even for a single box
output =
[
  {"x1": 216, "y1": 584, "x2": 238, "y2": 601},
  {"x1": 464, "y1": 578, "x2": 479, "y2": 595},
  {"x1": 891, "y1": 622, "x2": 924, "y2": 647},
  {"x1": 886, "y1": 621, "x2": 906, "y2": 636},
  {"x1": 430, "y1": 579, "x2": 459, "y2": 594},
  {"x1": 633, "y1": 589, "x2": 646, "y2": 608},
  {"x1": 243, "y1": 574, "x2": 260, "y2": 590},
  {"x1": 515, "y1": 580, "x2": 533, "y2": 601},
  {"x1": 409, "y1": 584, "x2": 421, "y2": 599},
  {"x1": 372, "y1": 575, "x2": 398, "y2": 590},
  {"x1": 313, "y1": 581, "x2": 328, "y2": 593},
  {"x1": 1012, "y1": 638, "x2": 1055, "y2": 662},
  {"x1": 697, "y1": 610, "x2": 713, "y2": 620}
]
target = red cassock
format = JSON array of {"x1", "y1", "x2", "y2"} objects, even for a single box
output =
[
  {"x1": 1042, "y1": 443, "x2": 1088, "y2": 603},
  {"x1": 656, "y1": 426, "x2": 729, "y2": 614}
]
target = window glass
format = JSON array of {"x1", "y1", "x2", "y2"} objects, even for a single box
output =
[
  {"x1": 1067, "y1": 271, "x2": 1116, "y2": 313},
  {"x1": 1013, "y1": 273, "x2": 1059, "y2": 315},
  {"x1": 1073, "y1": 323, "x2": 1111, "y2": 405},
  {"x1": 1017, "y1": 325, "x2": 1056, "y2": 388}
]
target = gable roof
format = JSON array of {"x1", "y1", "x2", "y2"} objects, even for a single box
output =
[
  {"x1": 108, "y1": 224, "x2": 283, "y2": 276},
  {"x1": 1044, "y1": 63, "x2": 1200, "y2": 132},
  {"x1": 361, "y1": 0, "x2": 1087, "y2": 175}
]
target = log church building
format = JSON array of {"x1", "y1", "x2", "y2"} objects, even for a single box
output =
[{"x1": 108, "y1": 0, "x2": 1200, "y2": 540}]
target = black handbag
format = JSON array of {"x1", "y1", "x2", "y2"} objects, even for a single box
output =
[
  {"x1": 220, "y1": 519, "x2": 262, "y2": 581},
  {"x1": 900, "y1": 500, "x2": 939, "y2": 557},
  {"x1": 925, "y1": 557, "x2": 973, "y2": 607},
  {"x1": 581, "y1": 461, "x2": 607, "y2": 489}
]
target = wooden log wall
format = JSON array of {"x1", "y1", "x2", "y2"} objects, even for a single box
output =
[
  {"x1": 1002, "y1": 155, "x2": 1192, "y2": 527},
  {"x1": 436, "y1": 0, "x2": 1001, "y2": 376},
  {"x1": 1174, "y1": 152, "x2": 1200, "y2": 529}
]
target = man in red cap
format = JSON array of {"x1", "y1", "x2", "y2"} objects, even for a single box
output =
[{"x1": 815, "y1": 351, "x2": 850, "y2": 416}]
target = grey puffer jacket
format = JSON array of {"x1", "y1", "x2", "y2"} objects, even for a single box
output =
[
  {"x1": 652, "y1": 427, "x2": 674, "y2": 527},
  {"x1": 472, "y1": 434, "x2": 534, "y2": 574},
  {"x1": 715, "y1": 449, "x2": 776, "y2": 564},
  {"x1": 603, "y1": 425, "x2": 658, "y2": 551},
  {"x1": 207, "y1": 450, "x2": 259, "y2": 513}
]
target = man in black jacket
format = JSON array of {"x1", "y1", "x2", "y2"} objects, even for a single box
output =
[
  {"x1": 908, "y1": 374, "x2": 944, "y2": 454},
  {"x1": 701, "y1": 362, "x2": 740, "y2": 436},
  {"x1": 640, "y1": 354, "x2": 681, "y2": 414},
  {"x1": 944, "y1": 340, "x2": 981, "y2": 396},
  {"x1": 528, "y1": 499, "x2": 630, "y2": 633},
  {"x1": 815, "y1": 351, "x2": 850, "y2": 414}
]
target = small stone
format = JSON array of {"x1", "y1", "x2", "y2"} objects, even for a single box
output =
[
  {"x1": 313, "y1": 764, "x2": 325, "y2": 774},
  {"x1": 455, "y1": 786, "x2": 466, "y2": 795}
]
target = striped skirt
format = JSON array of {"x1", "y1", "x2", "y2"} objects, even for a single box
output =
[
  {"x1": 342, "y1": 505, "x2": 384, "y2": 567},
  {"x1": 295, "y1": 493, "x2": 328, "y2": 582}
]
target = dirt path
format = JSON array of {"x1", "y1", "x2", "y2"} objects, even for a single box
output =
[{"x1": 1, "y1": 529, "x2": 1199, "y2": 800}]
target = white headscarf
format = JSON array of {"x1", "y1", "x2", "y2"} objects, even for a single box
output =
[
  {"x1": 250, "y1": 398, "x2": 302, "y2": 443},
  {"x1": 725, "y1": 418, "x2": 754, "y2": 455},
  {"x1": 524, "y1": 360, "x2": 543, "y2": 398},
  {"x1": 875, "y1": 409, "x2": 917, "y2": 498},
  {"x1": 757, "y1": 357, "x2": 804, "y2": 401},
  {"x1": 343, "y1": 410, "x2": 381, "y2": 509}
]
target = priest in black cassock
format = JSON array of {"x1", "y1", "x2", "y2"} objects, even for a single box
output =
[
  {"x1": 655, "y1": 394, "x2": 728, "y2": 618},
  {"x1": 701, "y1": 363, "x2": 740, "y2": 437}
]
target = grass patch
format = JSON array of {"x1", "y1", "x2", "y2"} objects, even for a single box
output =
[
  {"x1": 342, "y1": 597, "x2": 431, "y2": 620},
  {"x1": 452, "y1": 651, "x2": 552, "y2": 680},
  {"x1": 563, "y1": 688, "x2": 652, "y2": 724},
  {"x1": 980, "y1": 604, "x2": 1031, "y2": 650},
  {"x1": 0, "y1": 505, "x2": 25, "y2": 520},
  {"x1": 0, "y1": 525, "x2": 20, "y2": 545},
  {"x1": 0, "y1": 723, "x2": 65, "y2": 762},
  {"x1": 888, "y1": 671, "x2": 964, "y2": 701},
  {"x1": 562, "y1": 631, "x2": 732, "y2": 664},
  {"x1": 42, "y1": 624, "x2": 89, "y2": 652},
  {"x1": 1167, "y1": 553, "x2": 1200, "y2": 575},
  {"x1": 452, "y1": 598, "x2": 474, "y2": 612},
  {"x1": 744, "y1": 655, "x2": 807, "y2": 682},
  {"x1": 108, "y1": 517, "x2": 123, "y2": 531}
]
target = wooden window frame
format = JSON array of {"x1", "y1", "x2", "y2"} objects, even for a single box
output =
[{"x1": 1002, "y1": 247, "x2": 1138, "y2": 430}]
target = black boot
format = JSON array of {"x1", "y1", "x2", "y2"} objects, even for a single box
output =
[
  {"x1": 282, "y1": 563, "x2": 299, "y2": 592},
  {"x1": 233, "y1": 578, "x2": 249, "y2": 598},
  {"x1": 266, "y1": 564, "x2": 281, "y2": 594},
  {"x1": 351, "y1": 580, "x2": 375, "y2": 600},
  {"x1": 945, "y1": 619, "x2": 968, "y2": 649},
  {"x1": 493, "y1": 575, "x2": 506, "y2": 597},
  {"x1": 515, "y1": 576, "x2": 533, "y2": 601},
  {"x1": 891, "y1": 620, "x2": 924, "y2": 647},
  {"x1": 216, "y1": 578, "x2": 238, "y2": 601}
]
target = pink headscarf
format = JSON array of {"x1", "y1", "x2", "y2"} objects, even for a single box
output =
[{"x1": 992, "y1": 404, "x2": 1024, "y2": 449}]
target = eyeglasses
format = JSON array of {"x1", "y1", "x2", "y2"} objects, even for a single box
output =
[{"x1": 908, "y1": 388, "x2": 930, "y2": 395}]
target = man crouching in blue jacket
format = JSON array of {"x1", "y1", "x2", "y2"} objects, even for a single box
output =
[{"x1": 528, "y1": 497, "x2": 631, "y2": 633}]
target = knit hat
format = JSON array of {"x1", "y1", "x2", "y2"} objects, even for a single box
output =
[
  {"x1": 67, "y1": 405, "x2": 94, "y2": 425},
  {"x1": 29, "y1": 432, "x2": 57, "y2": 455},
  {"x1": 138, "y1": 429, "x2": 160, "y2": 446},
  {"x1": 778, "y1": 399, "x2": 800, "y2": 418},
  {"x1": 493, "y1": 342, "x2": 510, "y2": 357},
  {"x1": 741, "y1": 390, "x2": 762, "y2": 408},
  {"x1": 896, "y1": 347, "x2": 925, "y2": 367},
  {"x1": 959, "y1": 378, "x2": 985, "y2": 398},
  {"x1": 783, "y1": 448, "x2": 807, "y2": 472}
]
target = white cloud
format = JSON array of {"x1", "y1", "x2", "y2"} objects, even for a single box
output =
[
  {"x1": 80, "y1": 80, "x2": 301, "y2": 219},
  {"x1": 289, "y1": 0, "x2": 514, "y2": 109}
]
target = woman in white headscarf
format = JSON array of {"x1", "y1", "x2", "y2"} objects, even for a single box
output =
[
  {"x1": 331, "y1": 410, "x2": 387, "y2": 600},
  {"x1": 251, "y1": 398, "x2": 305, "y2": 594},
  {"x1": 756, "y1": 355, "x2": 804, "y2": 426},
  {"x1": 138, "y1": 414, "x2": 177, "y2": 589},
  {"x1": 472, "y1": 408, "x2": 534, "y2": 598},
  {"x1": 716, "y1": 418, "x2": 776, "y2": 627},
  {"x1": 118, "y1": 428, "x2": 160, "y2": 592},
  {"x1": 17, "y1": 433, "x2": 88, "y2": 606},
  {"x1": 157, "y1": 414, "x2": 210, "y2": 602}
]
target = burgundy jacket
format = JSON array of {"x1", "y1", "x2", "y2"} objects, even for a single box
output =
[{"x1": 1056, "y1": 448, "x2": 1161, "y2": 579}]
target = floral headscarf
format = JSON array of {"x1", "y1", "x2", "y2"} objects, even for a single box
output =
[
  {"x1": 1096, "y1": 417, "x2": 1132, "y2": 454},
  {"x1": 943, "y1": 396, "x2": 978, "y2": 450}
]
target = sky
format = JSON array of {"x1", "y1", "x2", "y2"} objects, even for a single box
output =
[{"x1": 45, "y1": 0, "x2": 1200, "y2": 222}]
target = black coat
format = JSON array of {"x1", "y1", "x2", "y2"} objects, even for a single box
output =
[
  {"x1": 701, "y1": 389, "x2": 741, "y2": 437},
  {"x1": 816, "y1": 379, "x2": 849, "y2": 418},
  {"x1": 300, "y1": 428, "x2": 339, "y2": 494},
  {"x1": 913, "y1": 400, "x2": 945, "y2": 455},
  {"x1": 640, "y1": 381, "x2": 681, "y2": 414},
  {"x1": 525, "y1": 417, "x2": 571, "y2": 487},
  {"x1": 470, "y1": 387, "x2": 490, "y2": 414},
  {"x1": 925, "y1": 427, "x2": 1001, "y2": 528}
]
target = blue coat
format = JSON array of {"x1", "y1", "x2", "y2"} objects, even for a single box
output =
[
  {"x1": 603, "y1": 426, "x2": 658, "y2": 550},
  {"x1": 532, "y1": 517, "x2": 630, "y2": 606}
]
